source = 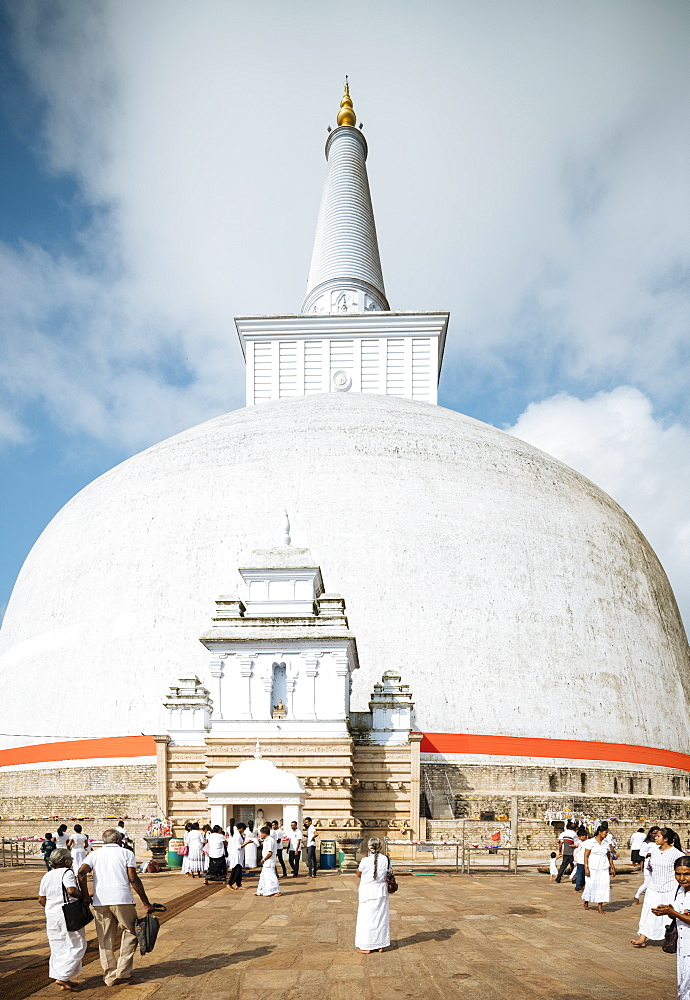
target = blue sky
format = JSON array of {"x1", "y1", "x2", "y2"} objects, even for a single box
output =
[{"x1": 1, "y1": 0, "x2": 689, "y2": 631}]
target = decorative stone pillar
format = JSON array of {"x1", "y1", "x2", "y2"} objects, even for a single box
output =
[
  {"x1": 302, "y1": 652, "x2": 319, "y2": 719},
  {"x1": 238, "y1": 656, "x2": 254, "y2": 719},
  {"x1": 153, "y1": 735, "x2": 170, "y2": 818},
  {"x1": 333, "y1": 654, "x2": 350, "y2": 720},
  {"x1": 286, "y1": 662, "x2": 299, "y2": 717},
  {"x1": 409, "y1": 732, "x2": 423, "y2": 839},
  {"x1": 209, "y1": 653, "x2": 231, "y2": 721}
]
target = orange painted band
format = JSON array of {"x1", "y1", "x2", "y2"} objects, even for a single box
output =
[
  {"x1": 2, "y1": 732, "x2": 688, "y2": 772},
  {"x1": 0, "y1": 735, "x2": 156, "y2": 768},
  {"x1": 421, "y1": 732, "x2": 690, "y2": 770}
]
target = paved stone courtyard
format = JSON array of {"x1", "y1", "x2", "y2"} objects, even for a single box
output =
[{"x1": 0, "y1": 866, "x2": 677, "y2": 999}]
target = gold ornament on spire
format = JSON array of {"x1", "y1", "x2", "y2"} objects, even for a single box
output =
[{"x1": 337, "y1": 76, "x2": 357, "y2": 128}]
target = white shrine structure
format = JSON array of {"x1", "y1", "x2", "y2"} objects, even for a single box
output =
[{"x1": 160, "y1": 522, "x2": 420, "y2": 838}]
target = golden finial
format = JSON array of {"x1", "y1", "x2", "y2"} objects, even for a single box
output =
[{"x1": 337, "y1": 75, "x2": 357, "y2": 128}]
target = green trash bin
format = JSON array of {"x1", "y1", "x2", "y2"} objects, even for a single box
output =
[
  {"x1": 320, "y1": 839, "x2": 336, "y2": 870},
  {"x1": 167, "y1": 837, "x2": 184, "y2": 869}
]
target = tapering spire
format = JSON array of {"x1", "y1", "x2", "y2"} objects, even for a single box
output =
[
  {"x1": 337, "y1": 77, "x2": 356, "y2": 127},
  {"x1": 301, "y1": 82, "x2": 389, "y2": 315}
]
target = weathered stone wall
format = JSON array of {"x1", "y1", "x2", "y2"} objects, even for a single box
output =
[
  {"x1": 0, "y1": 763, "x2": 157, "y2": 842},
  {"x1": 428, "y1": 817, "x2": 690, "y2": 852},
  {"x1": 422, "y1": 761, "x2": 690, "y2": 801}
]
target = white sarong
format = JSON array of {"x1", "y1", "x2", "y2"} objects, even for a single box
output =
[
  {"x1": 582, "y1": 868, "x2": 610, "y2": 903},
  {"x1": 46, "y1": 910, "x2": 87, "y2": 981},
  {"x1": 355, "y1": 896, "x2": 390, "y2": 950},
  {"x1": 256, "y1": 866, "x2": 280, "y2": 895},
  {"x1": 70, "y1": 849, "x2": 86, "y2": 872},
  {"x1": 638, "y1": 886, "x2": 676, "y2": 940}
]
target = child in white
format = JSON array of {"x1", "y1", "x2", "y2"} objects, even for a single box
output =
[
  {"x1": 255, "y1": 826, "x2": 281, "y2": 897},
  {"x1": 549, "y1": 852, "x2": 558, "y2": 881}
]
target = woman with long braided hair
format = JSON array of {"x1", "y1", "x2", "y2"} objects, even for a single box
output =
[{"x1": 355, "y1": 836, "x2": 391, "y2": 953}]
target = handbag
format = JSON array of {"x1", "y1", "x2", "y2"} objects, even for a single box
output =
[
  {"x1": 134, "y1": 904, "x2": 167, "y2": 956},
  {"x1": 179, "y1": 845, "x2": 189, "y2": 856},
  {"x1": 663, "y1": 919, "x2": 678, "y2": 954},
  {"x1": 61, "y1": 872, "x2": 94, "y2": 931},
  {"x1": 385, "y1": 857, "x2": 398, "y2": 894},
  {"x1": 662, "y1": 887, "x2": 681, "y2": 954}
]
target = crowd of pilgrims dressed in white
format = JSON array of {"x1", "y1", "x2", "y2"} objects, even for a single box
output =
[
  {"x1": 548, "y1": 820, "x2": 690, "y2": 997},
  {"x1": 179, "y1": 817, "x2": 319, "y2": 895}
]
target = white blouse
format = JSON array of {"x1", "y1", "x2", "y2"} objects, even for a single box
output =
[
  {"x1": 358, "y1": 853, "x2": 390, "y2": 901},
  {"x1": 646, "y1": 845, "x2": 686, "y2": 892},
  {"x1": 39, "y1": 868, "x2": 78, "y2": 914}
]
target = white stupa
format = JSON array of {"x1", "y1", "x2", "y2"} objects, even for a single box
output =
[{"x1": 1, "y1": 83, "x2": 689, "y2": 797}]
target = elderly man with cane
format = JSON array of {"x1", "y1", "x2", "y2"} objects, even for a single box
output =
[{"x1": 78, "y1": 828, "x2": 156, "y2": 986}]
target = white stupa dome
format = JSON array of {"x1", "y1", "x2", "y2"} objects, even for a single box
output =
[{"x1": 1, "y1": 391, "x2": 688, "y2": 756}]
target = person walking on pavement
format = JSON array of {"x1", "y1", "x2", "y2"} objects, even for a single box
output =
[
  {"x1": 271, "y1": 820, "x2": 288, "y2": 877},
  {"x1": 554, "y1": 821, "x2": 577, "y2": 882},
  {"x1": 77, "y1": 828, "x2": 155, "y2": 986},
  {"x1": 305, "y1": 817, "x2": 318, "y2": 878},
  {"x1": 38, "y1": 848, "x2": 88, "y2": 991},
  {"x1": 227, "y1": 822, "x2": 250, "y2": 889},
  {"x1": 67, "y1": 825, "x2": 88, "y2": 874},
  {"x1": 287, "y1": 821, "x2": 302, "y2": 877},
  {"x1": 40, "y1": 832, "x2": 57, "y2": 871}
]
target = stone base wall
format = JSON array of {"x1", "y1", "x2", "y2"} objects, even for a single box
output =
[
  {"x1": 422, "y1": 761, "x2": 690, "y2": 800},
  {"x1": 0, "y1": 763, "x2": 157, "y2": 843}
]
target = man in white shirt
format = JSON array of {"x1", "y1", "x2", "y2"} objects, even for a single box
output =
[
  {"x1": 271, "y1": 820, "x2": 287, "y2": 877},
  {"x1": 287, "y1": 821, "x2": 302, "y2": 877},
  {"x1": 630, "y1": 827, "x2": 646, "y2": 867},
  {"x1": 304, "y1": 817, "x2": 318, "y2": 878},
  {"x1": 78, "y1": 828, "x2": 155, "y2": 986},
  {"x1": 554, "y1": 822, "x2": 577, "y2": 882}
]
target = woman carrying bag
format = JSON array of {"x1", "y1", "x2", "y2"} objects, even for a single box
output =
[
  {"x1": 38, "y1": 847, "x2": 89, "y2": 992},
  {"x1": 355, "y1": 837, "x2": 393, "y2": 953}
]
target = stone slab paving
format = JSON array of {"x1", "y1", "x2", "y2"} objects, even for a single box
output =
[{"x1": 1, "y1": 867, "x2": 678, "y2": 999}]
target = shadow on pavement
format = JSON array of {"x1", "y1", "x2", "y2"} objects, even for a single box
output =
[{"x1": 392, "y1": 928, "x2": 459, "y2": 949}]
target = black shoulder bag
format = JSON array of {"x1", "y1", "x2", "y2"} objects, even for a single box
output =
[
  {"x1": 386, "y1": 856, "x2": 398, "y2": 894},
  {"x1": 135, "y1": 903, "x2": 167, "y2": 955},
  {"x1": 61, "y1": 872, "x2": 94, "y2": 932}
]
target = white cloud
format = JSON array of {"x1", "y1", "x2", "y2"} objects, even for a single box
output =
[
  {"x1": 0, "y1": 0, "x2": 688, "y2": 453},
  {"x1": 507, "y1": 386, "x2": 690, "y2": 632}
]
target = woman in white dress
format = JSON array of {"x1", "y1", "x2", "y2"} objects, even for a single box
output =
[
  {"x1": 54, "y1": 825, "x2": 69, "y2": 849},
  {"x1": 255, "y1": 826, "x2": 281, "y2": 897},
  {"x1": 186, "y1": 822, "x2": 206, "y2": 878},
  {"x1": 38, "y1": 848, "x2": 88, "y2": 992},
  {"x1": 582, "y1": 826, "x2": 616, "y2": 913},
  {"x1": 355, "y1": 837, "x2": 391, "y2": 953},
  {"x1": 634, "y1": 826, "x2": 661, "y2": 905},
  {"x1": 244, "y1": 824, "x2": 259, "y2": 870},
  {"x1": 632, "y1": 826, "x2": 685, "y2": 946},
  {"x1": 181, "y1": 822, "x2": 193, "y2": 875},
  {"x1": 66, "y1": 825, "x2": 88, "y2": 873}
]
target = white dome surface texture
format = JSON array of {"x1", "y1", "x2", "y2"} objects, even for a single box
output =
[{"x1": 1, "y1": 392, "x2": 688, "y2": 754}]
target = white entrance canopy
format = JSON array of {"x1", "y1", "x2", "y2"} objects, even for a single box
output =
[{"x1": 203, "y1": 742, "x2": 306, "y2": 829}]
